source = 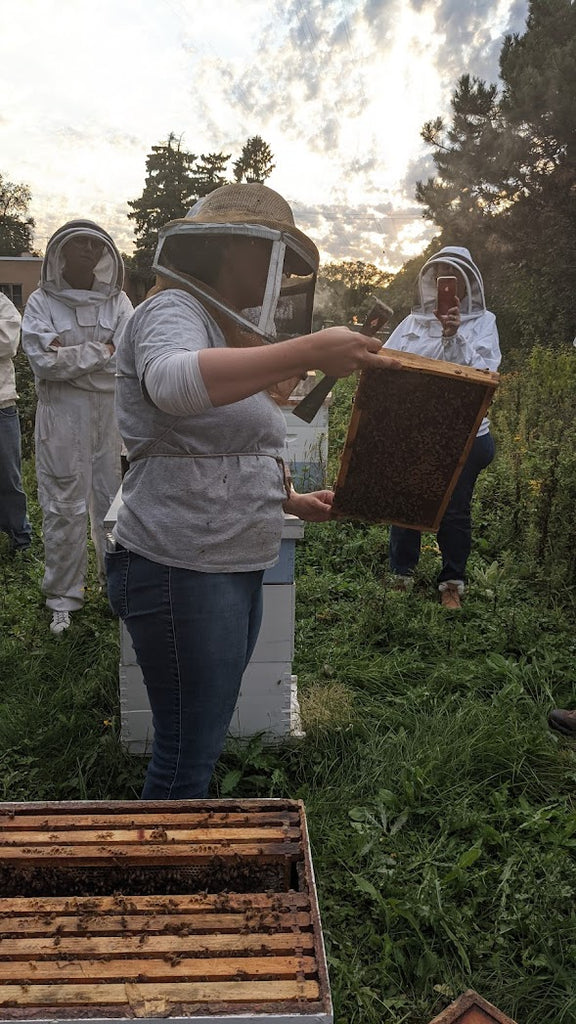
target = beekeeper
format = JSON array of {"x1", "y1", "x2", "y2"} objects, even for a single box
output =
[
  {"x1": 0, "y1": 292, "x2": 32, "y2": 554},
  {"x1": 22, "y1": 220, "x2": 133, "y2": 634},
  {"x1": 383, "y1": 246, "x2": 501, "y2": 609},
  {"x1": 107, "y1": 182, "x2": 400, "y2": 800}
]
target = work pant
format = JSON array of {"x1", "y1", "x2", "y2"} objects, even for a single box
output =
[
  {"x1": 0, "y1": 404, "x2": 32, "y2": 550},
  {"x1": 35, "y1": 382, "x2": 121, "y2": 610},
  {"x1": 389, "y1": 432, "x2": 495, "y2": 585},
  {"x1": 106, "y1": 546, "x2": 264, "y2": 800}
]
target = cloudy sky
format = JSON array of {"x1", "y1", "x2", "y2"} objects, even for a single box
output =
[{"x1": 1, "y1": 0, "x2": 528, "y2": 270}]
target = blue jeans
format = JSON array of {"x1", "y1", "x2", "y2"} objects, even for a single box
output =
[
  {"x1": 389, "y1": 432, "x2": 495, "y2": 584},
  {"x1": 0, "y1": 405, "x2": 32, "y2": 551},
  {"x1": 106, "y1": 546, "x2": 264, "y2": 799}
]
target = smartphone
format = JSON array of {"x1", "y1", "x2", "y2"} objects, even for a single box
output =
[{"x1": 436, "y1": 276, "x2": 457, "y2": 318}]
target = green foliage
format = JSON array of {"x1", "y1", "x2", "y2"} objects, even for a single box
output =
[
  {"x1": 475, "y1": 345, "x2": 576, "y2": 590},
  {"x1": 315, "y1": 259, "x2": 393, "y2": 327},
  {"x1": 14, "y1": 347, "x2": 36, "y2": 458},
  {"x1": 415, "y1": 1, "x2": 576, "y2": 350},
  {"x1": 0, "y1": 172, "x2": 35, "y2": 255},
  {"x1": 379, "y1": 250, "x2": 433, "y2": 331},
  {"x1": 4, "y1": 344, "x2": 576, "y2": 1022}
]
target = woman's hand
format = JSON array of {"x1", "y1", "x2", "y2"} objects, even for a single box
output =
[
  {"x1": 283, "y1": 489, "x2": 334, "y2": 522},
  {"x1": 308, "y1": 326, "x2": 400, "y2": 377},
  {"x1": 439, "y1": 299, "x2": 461, "y2": 338}
]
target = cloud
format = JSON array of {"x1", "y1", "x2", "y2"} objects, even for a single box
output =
[
  {"x1": 0, "y1": 0, "x2": 529, "y2": 268},
  {"x1": 291, "y1": 197, "x2": 434, "y2": 269},
  {"x1": 187, "y1": 0, "x2": 528, "y2": 268}
]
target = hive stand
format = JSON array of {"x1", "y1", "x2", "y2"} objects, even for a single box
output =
[{"x1": 281, "y1": 388, "x2": 330, "y2": 491}]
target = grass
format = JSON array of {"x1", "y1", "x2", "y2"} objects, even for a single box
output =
[{"x1": 2, "y1": 357, "x2": 576, "y2": 1022}]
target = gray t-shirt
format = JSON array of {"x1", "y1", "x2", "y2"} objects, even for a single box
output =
[{"x1": 114, "y1": 290, "x2": 288, "y2": 572}]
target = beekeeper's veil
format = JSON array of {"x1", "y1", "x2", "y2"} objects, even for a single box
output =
[
  {"x1": 41, "y1": 219, "x2": 124, "y2": 308},
  {"x1": 414, "y1": 246, "x2": 486, "y2": 320},
  {"x1": 153, "y1": 183, "x2": 319, "y2": 341}
]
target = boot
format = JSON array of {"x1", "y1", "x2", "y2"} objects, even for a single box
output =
[
  {"x1": 439, "y1": 581, "x2": 463, "y2": 610},
  {"x1": 548, "y1": 709, "x2": 576, "y2": 736}
]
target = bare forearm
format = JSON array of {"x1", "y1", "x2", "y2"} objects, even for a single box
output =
[
  {"x1": 197, "y1": 327, "x2": 399, "y2": 407},
  {"x1": 197, "y1": 337, "x2": 312, "y2": 405}
]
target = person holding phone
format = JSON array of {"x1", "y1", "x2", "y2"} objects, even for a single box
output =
[{"x1": 382, "y1": 246, "x2": 501, "y2": 609}]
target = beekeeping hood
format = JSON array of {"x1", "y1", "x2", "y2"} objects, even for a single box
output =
[
  {"x1": 153, "y1": 183, "x2": 319, "y2": 341},
  {"x1": 40, "y1": 219, "x2": 124, "y2": 309},
  {"x1": 414, "y1": 246, "x2": 486, "y2": 320}
]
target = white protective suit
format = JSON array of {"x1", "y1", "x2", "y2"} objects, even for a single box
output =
[
  {"x1": 0, "y1": 292, "x2": 22, "y2": 405},
  {"x1": 384, "y1": 246, "x2": 501, "y2": 434},
  {"x1": 22, "y1": 220, "x2": 133, "y2": 610}
]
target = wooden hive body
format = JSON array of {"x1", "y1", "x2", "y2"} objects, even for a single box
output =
[
  {"x1": 0, "y1": 799, "x2": 331, "y2": 1024},
  {"x1": 427, "y1": 989, "x2": 518, "y2": 1023},
  {"x1": 331, "y1": 349, "x2": 499, "y2": 530}
]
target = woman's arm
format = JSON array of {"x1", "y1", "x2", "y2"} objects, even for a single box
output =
[
  {"x1": 21, "y1": 292, "x2": 114, "y2": 380},
  {"x1": 197, "y1": 326, "x2": 400, "y2": 406},
  {"x1": 0, "y1": 296, "x2": 21, "y2": 358}
]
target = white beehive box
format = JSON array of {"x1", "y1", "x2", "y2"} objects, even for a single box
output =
[
  {"x1": 105, "y1": 494, "x2": 306, "y2": 753},
  {"x1": 281, "y1": 393, "x2": 330, "y2": 491}
]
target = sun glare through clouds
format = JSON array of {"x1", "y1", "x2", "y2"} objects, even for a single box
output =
[{"x1": 0, "y1": 0, "x2": 528, "y2": 265}]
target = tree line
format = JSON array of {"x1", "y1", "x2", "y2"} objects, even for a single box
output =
[
  {"x1": 0, "y1": 134, "x2": 275, "y2": 271},
  {"x1": 2, "y1": 0, "x2": 575, "y2": 350},
  {"x1": 126, "y1": 133, "x2": 275, "y2": 272}
]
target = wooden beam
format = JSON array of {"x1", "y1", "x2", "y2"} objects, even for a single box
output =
[
  {"x1": 0, "y1": 954, "x2": 318, "y2": 983},
  {"x1": 0, "y1": 931, "x2": 316, "y2": 957},
  {"x1": 0, "y1": 979, "x2": 321, "y2": 1008}
]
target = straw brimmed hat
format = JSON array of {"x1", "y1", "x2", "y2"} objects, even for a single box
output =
[{"x1": 165, "y1": 183, "x2": 319, "y2": 274}]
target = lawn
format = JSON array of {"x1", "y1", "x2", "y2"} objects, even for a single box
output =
[{"x1": 1, "y1": 350, "x2": 576, "y2": 1023}]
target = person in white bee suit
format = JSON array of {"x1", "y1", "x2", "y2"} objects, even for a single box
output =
[
  {"x1": 383, "y1": 246, "x2": 501, "y2": 609},
  {"x1": 0, "y1": 292, "x2": 32, "y2": 554},
  {"x1": 22, "y1": 220, "x2": 133, "y2": 634}
]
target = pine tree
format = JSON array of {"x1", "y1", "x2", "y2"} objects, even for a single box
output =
[
  {"x1": 233, "y1": 136, "x2": 275, "y2": 184},
  {"x1": 416, "y1": 0, "x2": 576, "y2": 347},
  {"x1": 128, "y1": 134, "x2": 276, "y2": 272},
  {"x1": 194, "y1": 152, "x2": 230, "y2": 197},
  {"x1": 127, "y1": 134, "x2": 200, "y2": 271}
]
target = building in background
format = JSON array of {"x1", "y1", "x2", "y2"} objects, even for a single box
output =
[{"x1": 0, "y1": 256, "x2": 43, "y2": 311}]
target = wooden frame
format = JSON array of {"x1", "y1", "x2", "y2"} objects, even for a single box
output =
[
  {"x1": 0, "y1": 799, "x2": 332, "y2": 1023},
  {"x1": 331, "y1": 350, "x2": 499, "y2": 531},
  {"x1": 427, "y1": 989, "x2": 518, "y2": 1023}
]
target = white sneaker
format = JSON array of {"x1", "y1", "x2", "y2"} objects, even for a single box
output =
[{"x1": 50, "y1": 610, "x2": 71, "y2": 635}]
